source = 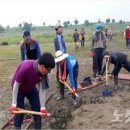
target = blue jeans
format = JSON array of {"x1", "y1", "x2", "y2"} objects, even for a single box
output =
[{"x1": 13, "y1": 87, "x2": 41, "y2": 129}]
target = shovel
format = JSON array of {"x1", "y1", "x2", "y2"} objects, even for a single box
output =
[
  {"x1": 60, "y1": 80, "x2": 80, "y2": 102},
  {"x1": 13, "y1": 108, "x2": 50, "y2": 117},
  {"x1": 104, "y1": 55, "x2": 110, "y2": 85}
]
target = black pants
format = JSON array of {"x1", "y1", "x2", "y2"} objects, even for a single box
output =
[
  {"x1": 81, "y1": 37, "x2": 85, "y2": 47},
  {"x1": 126, "y1": 38, "x2": 130, "y2": 48},
  {"x1": 93, "y1": 48, "x2": 104, "y2": 77},
  {"x1": 13, "y1": 88, "x2": 41, "y2": 129},
  {"x1": 57, "y1": 65, "x2": 78, "y2": 98}
]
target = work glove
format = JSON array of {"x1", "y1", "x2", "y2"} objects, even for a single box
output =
[
  {"x1": 90, "y1": 51, "x2": 94, "y2": 57},
  {"x1": 9, "y1": 106, "x2": 17, "y2": 114},
  {"x1": 40, "y1": 109, "x2": 48, "y2": 117},
  {"x1": 72, "y1": 88, "x2": 76, "y2": 96}
]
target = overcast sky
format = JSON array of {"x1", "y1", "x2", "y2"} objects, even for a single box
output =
[{"x1": 0, "y1": 0, "x2": 130, "y2": 27}]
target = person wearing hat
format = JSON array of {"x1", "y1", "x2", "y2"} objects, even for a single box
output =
[
  {"x1": 101, "y1": 50, "x2": 130, "y2": 86},
  {"x1": 124, "y1": 26, "x2": 130, "y2": 48},
  {"x1": 54, "y1": 23, "x2": 67, "y2": 90},
  {"x1": 9, "y1": 52, "x2": 55, "y2": 129},
  {"x1": 20, "y1": 30, "x2": 42, "y2": 61},
  {"x1": 90, "y1": 23, "x2": 107, "y2": 78},
  {"x1": 54, "y1": 23, "x2": 67, "y2": 53},
  {"x1": 55, "y1": 50, "x2": 79, "y2": 105}
]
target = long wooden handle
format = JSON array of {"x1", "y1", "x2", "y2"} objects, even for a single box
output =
[
  {"x1": 60, "y1": 80, "x2": 79, "y2": 97},
  {"x1": 13, "y1": 108, "x2": 50, "y2": 116},
  {"x1": 105, "y1": 56, "x2": 109, "y2": 85}
]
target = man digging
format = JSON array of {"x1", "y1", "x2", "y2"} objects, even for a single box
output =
[
  {"x1": 9, "y1": 53, "x2": 55, "y2": 129},
  {"x1": 101, "y1": 50, "x2": 130, "y2": 88}
]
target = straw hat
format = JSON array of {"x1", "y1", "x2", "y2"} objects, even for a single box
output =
[{"x1": 55, "y1": 50, "x2": 68, "y2": 63}]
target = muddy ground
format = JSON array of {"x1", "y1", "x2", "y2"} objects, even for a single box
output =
[{"x1": 1, "y1": 40, "x2": 130, "y2": 129}]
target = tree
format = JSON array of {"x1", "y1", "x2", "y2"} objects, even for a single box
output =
[
  {"x1": 74, "y1": 19, "x2": 79, "y2": 25},
  {"x1": 7, "y1": 25, "x2": 10, "y2": 28},
  {"x1": 0, "y1": 25, "x2": 4, "y2": 33},
  {"x1": 119, "y1": 20, "x2": 123, "y2": 24},
  {"x1": 112, "y1": 19, "x2": 115, "y2": 23},
  {"x1": 63, "y1": 21, "x2": 68, "y2": 28},
  {"x1": 43, "y1": 22, "x2": 45, "y2": 26},
  {"x1": 58, "y1": 20, "x2": 61, "y2": 23},
  {"x1": 67, "y1": 20, "x2": 70, "y2": 26},
  {"x1": 22, "y1": 22, "x2": 32, "y2": 31},
  {"x1": 106, "y1": 18, "x2": 110, "y2": 23},
  {"x1": 84, "y1": 20, "x2": 89, "y2": 26},
  {"x1": 18, "y1": 23, "x2": 22, "y2": 28}
]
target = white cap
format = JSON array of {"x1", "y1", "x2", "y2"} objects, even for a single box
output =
[
  {"x1": 55, "y1": 23, "x2": 62, "y2": 29},
  {"x1": 127, "y1": 26, "x2": 130, "y2": 29}
]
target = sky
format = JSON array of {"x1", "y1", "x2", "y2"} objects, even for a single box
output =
[{"x1": 0, "y1": 0, "x2": 130, "y2": 27}]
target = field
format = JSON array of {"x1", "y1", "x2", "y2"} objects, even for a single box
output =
[{"x1": 0, "y1": 25, "x2": 130, "y2": 129}]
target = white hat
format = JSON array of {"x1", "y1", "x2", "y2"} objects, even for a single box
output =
[
  {"x1": 55, "y1": 23, "x2": 62, "y2": 29},
  {"x1": 55, "y1": 50, "x2": 68, "y2": 63},
  {"x1": 127, "y1": 26, "x2": 130, "y2": 29}
]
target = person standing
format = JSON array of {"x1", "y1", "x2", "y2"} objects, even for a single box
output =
[
  {"x1": 9, "y1": 53, "x2": 55, "y2": 129},
  {"x1": 80, "y1": 28, "x2": 85, "y2": 47},
  {"x1": 20, "y1": 30, "x2": 41, "y2": 61},
  {"x1": 90, "y1": 23, "x2": 107, "y2": 78},
  {"x1": 54, "y1": 23, "x2": 67, "y2": 53},
  {"x1": 73, "y1": 29, "x2": 80, "y2": 49},
  {"x1": 124, "y1": 26, "x2": 130, "y2": 48},
  {"x1": 54, "y1": 23, "x2": 67, "y2": 89}
]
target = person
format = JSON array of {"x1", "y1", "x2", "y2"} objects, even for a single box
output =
[
  {"x1": 20, "y1": 30, "x2": 41, "y2": 61},
  {"x1": 54, "y1": 23, "x2": 67, "y2": 53},
  {"x1": 73, "y1": 29, "x2": 80, "y2": 49},
  {"x1": 102, "y1": 26, "x2": 108, "y2": 37},
  {"x1": 90, "y1": 23, "x2": 107, "y2": 78},
  {"x1": 107, "y1": 29, "x2": 113, "y2": 41},
  {"x1": 54, "y1": 23, "x2": 67, "y2": 90},
  {"x1": 9, "y1": 52, "x2": 55, "y2": 129},
  {"x1": 80, "y1": 28, "x2": 85, "y2": 47},
  {"x1": 101, "y1": 51, "x2": 130, "y2": 85},
  {"x1": 124, "y1": 26, "x2": 130, "y2": 48},
  {"x1": 55, "y1": 50, "x2": 79, "y2": 105}
]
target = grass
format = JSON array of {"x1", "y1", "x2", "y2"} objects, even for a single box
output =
[
  {"x1": 0, "y1": 22, "x2": 130, "y2": 45},
  {"x1": 0, "y1": 31, "x2": 126, "y2": 60}
]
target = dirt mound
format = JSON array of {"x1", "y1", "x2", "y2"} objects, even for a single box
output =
[{"x1": 40, "y1": 80, "x2": 130, "y2": 129}]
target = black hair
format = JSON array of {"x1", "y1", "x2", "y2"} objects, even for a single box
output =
[
  {"x1": 102, "y1": 50, "x2": 110, "y2": 57},
  {"x1": 55, "y1": 28, "x2": 58, "y2": 31},
  {"x1": 38, "y1": 52, "x2": 55, "y2": 69},
  {"x1": 75, "y1": 29, "x2": 77, "y2": 31}
]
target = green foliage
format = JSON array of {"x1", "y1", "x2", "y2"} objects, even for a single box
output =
[
  {"x1": 0, "y1": 25, "x2": 4, "y2": 33},
  {"x1": 0, "y1": 22, "x2": 130, "y2": 45},
  {"x1": 119, "y1": 20, "x2": 123, "y2": 24},
  {"x1": 84, "y1": 20, "x2": 89, "y2": 26},
  {"x1": 112, "y1": 19, "x2": 115, "y2": 23},
  {"x1": 106, "y1": 18, "x2": 110, "y2": 23},
  {"x1": 63, "y1": 21, "x2": 68, "y2": 28},
  {"x1": 74, "y1": 19, "x2": 79, "y2": 25},
  {"x1": 22, "y1": 22, "x2": 32, "y2": 31}
]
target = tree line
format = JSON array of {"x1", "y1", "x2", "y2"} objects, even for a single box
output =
[{"x1": 0, "y1": 18, "x2": 128, "y2": 33}]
